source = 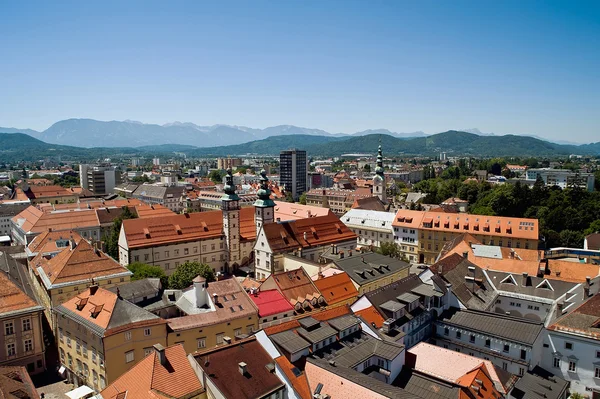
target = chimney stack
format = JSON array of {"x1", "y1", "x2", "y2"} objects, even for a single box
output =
[
  {"x1": 462, "y1": 251, "x2": 468, "y2": 259},
  {"x1": 213, "y1": 293, "x2": 219, "y2": 305},
  {"x1": 339, "y1": 251, "x2": 344, "y2": 259},
  {"x1": 89, "y1": 284, "x2": 99, "y2": 296},
  {"x1": 154, "y1": 344, "x2": 166, "y2": 366},
  {"x1": 238, "y1": 362, "x2": 247, "y2": 376},
  {"x1": 70, "y1": 239, "x2": 77, "y2": 250},
  {"x1": 522, "y1": 272, "x2": 528, "y2": 286}
]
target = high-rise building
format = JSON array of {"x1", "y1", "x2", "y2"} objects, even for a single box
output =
[
  {"x1": 217, "y1": 157, "x2": 243, "y2": 170},
  {"x1": 79, "y1": 164, "x2": 122, "y2": 195},
  {"x1": 279, "y1": 149, "x2": 307, "y2": 201}
]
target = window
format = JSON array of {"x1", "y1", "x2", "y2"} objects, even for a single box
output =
[
  {"x1": 76, "y1": 339, "x2": 81, "y2": 353},
  {"x1": 93, "y1": 370, "x2": 98, "y2": 386},
  {"x1": 84, "y1": 363, "x2": 89, "y2": 376},
  {"x1": 82, "y1": 342, "x2": 88, "y2": 357},
  {"x1": 144, "y1": 347, "x2": 153, "y2": 357},
  {"x1": 565, "y1": 342, "x2": 573, "y2": 350},
  {"x1": 596, "y1": 350, "x2": 600, "y2": 359},
  {"x1": 470, "y1": 334, "x2": 475, "y2": 343},
  {"x1": 174, "y1": 249, "x2": 180, "y2": 256},
  {"x1": 568, "y1": 361, "x2": 577, "y2": 372},
  {"x1": 502, "y1": 362, "x2": 508, "y2": 371},
  {"x1": 197, "y1": 338, "x2": 206, "y2": 349},
  {"x1": 4, "y1": 322, "x2": 14, "y2": 336},
  {"x1": 485, "y1": 339, "x2": 491, "y2": 348},
  {"x1": 125, "y1": 350, "x2": 135, "y2": 363},
  {"x1": 234, "y1": 328, "x2": 242, "y2": 337},
  {"x1": 184, "y1": 248, "x2": 189, "y2": 255},
  {"x1": 6, "y1": 343, "x2": 16, "y2": 357},
  {"x1": 216, "y1": 333, "x2": 224, "y2": 344},
  {"x1": 92, "y1": 349, "x2": 97, "y2": 364},
  {"x1": 444, "y1": 327, "x2": 449, "y2": 336},
  {"x1": 22, "y1": 318, "x2": 31, "y2": 332},
  {"x1": 23, "y1": 339, "x2": 32, "y2": 353},
  {"x1": 66, "y1": 333, "x2": 72, "y2": 348},
  {"x1": 125, "y1": 331, "x2": 132, "y2": 341},
  {"x1": 521, "y1": 349, "x2": 527, "y2": 360},
  {"x1": 165, "y1": 250, "x2": 170, "y2": 257},
  {"x1": 503, "y1": 344, "x2": 509, "y2": 353},
  {"x1": 519, "y1": 367, "x2": 524, "y2": 376},
  {"x1": 595, "y1": 367, "x2": 600, "y2": 379},
  {"x1": 60, "y1": 348, "x2": 65, "y2": 361},
  {"x1": 144, "y1": 328, "x2": 151, "y2": 336},
  {"x1": 456, "y1": 331, "x2": 461, "y2": 339}
]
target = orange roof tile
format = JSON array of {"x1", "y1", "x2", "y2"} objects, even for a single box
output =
[
  {"x1": 313, "y1": 272, "x2": 359, "y2": 305},
  {"x1": 13, "y1": 206, "x2": 100, "y2": 234},
  {"x1": 275, "y1": 356, "x2": 311, "y2": 399},
  {"x1": 354, "y1": 306, "x2": 386, "y2": 329},
  {"x1": 273, "y1": 201, "x2": 333, "y2": 221},
  {"x1": 26, "y1": 184, "x2": 74, "y2": 199},
  {"x1": 268, "y1": 268, "x2": 325, "y2": 311},
  {"x1": 0, "y1": 272, "x2": 40, "y2": 315},
  {"x1": 100, "y1": 344, "x2": 204, "y2": 399},
  {"x1": 61, "y1": 287, "x2": 119, "y2": 330},
  {"x1": 27, "y1": 229, "x2": 83, "y2": 255}
]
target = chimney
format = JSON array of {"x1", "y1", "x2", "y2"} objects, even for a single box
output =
[
  {"x1": 348, "y1": 250, "x2": 352, "y2": 257},
  {"x1": 212, "y1": 293, "x2": 219, "y2": 305},
  {"x1": 556, "y1": 302, "x2": 564, "y2": 318},
  {"x1": 70, "y1": 239, "x2": 77, "y2": 250},
  {"x1": 522, "y1": 272, "x2": 528, "y2": 286},
  {"x1": 154, "y1": 344, "x2": 166, "y2": 366},
  {"x1": 238, "y1": 362, "x2": 247, "y2": 376},
  {"x1": 89, "y1": 284, "x2": 99, "y2": 296},
  {"x1": 339, "y1": 251, "x2": 344, "y2": 259},
  {"x1": 462, "y1": 251, "x2": 468, "y2": 259},
  {"x1": 194, "y1": 276, "x2": 208, "y2": 308}
]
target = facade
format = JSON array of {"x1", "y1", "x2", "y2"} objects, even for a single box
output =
[
  {"x1": 433, "y1": 309, "x2": 545, "y2": 376},
  {"x1": 342, "y1": 208, "x2": 395, "y2": 248},
  {"x1": 305, "y1": 188, "x2": 375, "y2": 215},
  {"x1": 280, "y1": 149, "x2": 307, "y2": 201},
  {"x1": 0, "y1": 202, "x2": 29, "y2": 237},
  {"x1": 392, "y1": 209, "x2": 422, "y2": 263},
  {"x1": 525, "y1": 168, "x2": 595, "y2": 191},
  {"x1": 543, "y1": 294, "x2": 600, "y2": 396},
  {"x1": 131, "y1": 184, "x2": 186, "y2": 212},
  {"x1": 0, "y1": 270, "x2": 46, "y2": 375},
  {"x1": 80, "y1": 164, "x2": 122, "y2": 195},
  {"x1": 19, "y1": 184, "x2": 79, "y2": 204},
  {"x1": 394, "y1": 209, "x2": 539, "y2": 264},
  {"x1": 217, "y1": 157, "x2": 243, "y2": 170},
  {"x1": 54, "y1": 286, "x2": 168, "y2": 390},
  {"x1": 99, "y1": 344, "x2": 205, "y2": 399}
]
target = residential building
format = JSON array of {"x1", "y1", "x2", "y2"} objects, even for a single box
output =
[
  {"x1": 525, "y1": 168, "x2": 595, "y2": 191},
  {"x1": 217, "y1": 157, "x2": 243, "y2": 170},
  {"x1": 28, "y1": 235, "x2": 132, "y2": 320},
  {"x1": 99, "y1": 344, "x2": 205, "y2": 399},
  {"x1": 322, "y1": 251, "x2": 411, "y2": 294},
  {"x1": 585, "y1": 232, "x2": 600, "y2": 250},
  {"x1": 0, "y1": 203, "x2": 29, "y2": 238},
  {"x1": 305, "y1": 187, "x2": 375, "y2": 215},
  {"x1": 192, "y1": 337, "x2": 286, "y2": 399},
  {"x1": 543, "y1": 293, "x2": 600, "y2": 395},
  {"x1": 80, "y1": 164, "x2": 122, "y2": 195},
  {"x1": 165, "y1": 277, "x2": 259, "y2": 354},
  {"x1": 352, "y1": 196, "x2": 388, "y2": 212},
  {"x1": 433, "y1": 309, "x2": 545, "y2": 376},
  {"x1": 280, "y1": 149, "x2": 307, "y2": 201},
  {"x1": 249, "y1": 288, "x2": 295, "y2": 328},
  {"x1": 392, "y1": 210, "x2": 422, "y2": 262},
  {"x1": 352, "y1": 274, "x2": 447, "y2": 348},
  {"x1": 506, "y1": 164, "x2": 528, "y2": 176},
  {"x1": 440, "y1": 197, "x2": 469, "y2": 213},
  {"x1": 106, "y1": 278, "x2": 162, "y2": 307},
  {"x1": 393, "y1": 209, "x2": 539, "y2": 264},
  {"x1": 260, "y1": 268, "x2": 327, "y2": 315},
  {"x1": 507, "y1": 366, "x2": 568, "y2": 399},
  {"x1": 0, "y1": 365, "x2": 40, "y2": 398},
  {"x1": 342, "y1": 208, "x2": 395, "y2": 248},
  {"x1": 18, "y1": 184, "x2": 79, "y2": 204},
  {"x1": 0, "y1": 265, "x2": 46, "y2": 374},
  {"x1": 131, "y1": 184, "x2": 186, "y2": 212},
  {"x1": 313, "y1": 271, "x2": 359, "y2": 307},
  {"x1": 254, "y1": 213, "x2": 356, "y2": 279},
  {"x1": 54, "y1": 285, "x2": 168, "y2": 390}
]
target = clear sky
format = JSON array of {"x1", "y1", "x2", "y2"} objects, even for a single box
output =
[{"x1": 1, "y1": 1, "x2": 599, "y2": 142}]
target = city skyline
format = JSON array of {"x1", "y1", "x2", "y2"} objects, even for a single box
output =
[{"x1": 1, "y1": 1, "x2": 599, "y2": 142}]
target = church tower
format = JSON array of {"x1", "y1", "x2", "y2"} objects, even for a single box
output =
[
  {"x1": 254, "y1": 169, "x2": 275, "y2": 236},
  {"x1": 373, "y1": 145, "x2": 387, "y2": 203},
  {"x1": 221, "y1": 168, "x2": 240, "y2": 266}
]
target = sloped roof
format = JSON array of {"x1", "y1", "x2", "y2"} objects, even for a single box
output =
[
  {"x1": 32, "y1": 239, "x2": 130, "y2": 287},
  {"x1": 355, "y1": 306, "x2": 386, "y2": 329},
  {"x1": 100, "y1": 344, "x2": 204, "y2": 399},
  {"x1": 342, "y1": 208, "x2": 395, "y2": 231},
  {"x1": 394, "y1": 368, "x2": 460, "y2": 399},
  {"x1": 548, "y1": 293, "x2": 600, "y2": 339},
  {"x1": 0, "y1": 365, "x2": 40, "y2": 399},
  {"x1": 273, "y1": 201, "x2": 332, "y2": 220},
  {"x1": 12, "y1": 206, "x2": 99, "y2": 234},
  {"x1": 508, "y1": 366, "x2": 568, "y2": 399},
  {"x1": 249, "y1": 289, "x2": 294, "y2": 317},
  {"x1": 325, "y1": 252, "x2": 410, "y2": 287},
  {"x1": 352, "y1": 196, "x2": 387, "y2": 212},
  {"x1": 26, "y1": 229, "x2": 83, "y2": 255},
  {"x1": 262, "y1": 213, "x2": 356, "y2": 253},
  {"x1": 0, "y1": 270, "x2": 41, "y2": 316},
  {"x1": 313, "y1": 272, "x2": 359, "y2": 305},
  {"x1": 586, "y1": 233, "x2": 600, "y2": 250},
  {"x1": 275, "y1": 355, "x2": 311, "y2": 399},
  {"x1": 269, "y1": 268, "x2": 325, "y2": 310}
]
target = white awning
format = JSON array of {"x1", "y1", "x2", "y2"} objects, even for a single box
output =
[{"x1": 65, "y1": 385, "x2": 94, "y2": 399}]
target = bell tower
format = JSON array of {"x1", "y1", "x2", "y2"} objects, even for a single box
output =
[
  {"x1": 373, "y1": 144, "x2": 387, "y2": 203},
  {"x1": 222, "y1": 168, "x2": 240, "y2": 265},
  {"x1": 254, "y1": 169, "x2": 275, "y2": 236}
]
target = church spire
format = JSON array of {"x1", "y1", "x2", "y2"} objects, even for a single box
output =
[
  {"x1": 254, "y1": 169, "x2": 275, "y2": 207},
  {"x1": 222, "y1": 168, "x2": 240, "y2": 201},
  {"x1": 375, "y1": 144, "x2": 384, "y2": 178}
]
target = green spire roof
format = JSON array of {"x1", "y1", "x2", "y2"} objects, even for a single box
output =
[
  {"x1": 222, "y1": 168, "x2": 240, "y2": 201},
  {"x1": 254, "y1": 169, "x2": 275, "y2": 208},
  {"x1": 375, "y1": 144, "x2": 384, "y2": 177}
]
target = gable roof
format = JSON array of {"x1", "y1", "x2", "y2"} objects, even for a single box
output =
[
  {"x1": 32, "y1": 239, "x2": 131, "y2": 288},
  {"x1": 194, "y1": 338, "x2": 285, "y2": 399},
  {"x1": 267, "y1": 268, "x2": 325, "y2": 311},
  {"x1": 0, "y1": 270, "x2": 41, "y2": 316},
  {"x1": 352, "y1": 196, "x2": 387, "y2": 212},
  {"x1": 548, "y1": 293, "x2": 600, "y2": 339},
  {"x1": 0, "y1": 365, "x2": 40, "y2": 399},
  {"x1": 586, "y1": 233, "x2": 600, "y2": 250},
  {"x1": 100, "y1": 344, "x2": 204, "y2": 399},
  {"x1": 272, "y1": 201, "x2": 333, "y2": 220},
  {"x1": 508, "y1": 366, "x2": 568, "y2": 399},
  {"x1": 355, "y1": 306, "x2": 386, "y2": 329},
  {"x1": 274, "y1": 355, "x2": 311, "y2": 399},
  {"x1": 324, "y1": 252, "x2": 410, "y2": 287},
  {"x1": 249, "y1": 289, "x2": 294, "y2": 317},
  {"x1": 341, "y1": 209, "x2": 395, "y2": 231},
  {"x1": 313, "y1": 272, "x2": 359, "y2": 305},
  {"x1": 394, "y1": 368, "x2": 461, "y2": 399}
]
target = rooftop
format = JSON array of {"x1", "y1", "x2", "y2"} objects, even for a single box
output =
[
  {"x1": 194, "y1": 338, "x2": 285, "y2": 399},
  {"x1": 324, "y1": 252, "x2": 410, "y2": 287},
  {"x1": 508, "y1": 366, "x2": 568, "y2": 399},
  {"x1": 0, "y1": 267, "x2": 41, "y2": 316},
  {"x1": 100, "y1": 344, "x2": 204, "y2": 399},
  {"x1": 0, "y1": 365, "x2": 40, "y2": 399},
  {"x1": 313, "y1": 272, "x2": 359, "y2": 305},
  {"x1": 266, "y1": 268, "x2": 325, "y2": 312},
  {"x1": 273, "y1": 201, "x2": 333, "y2": 221},
  {"x1": 341, "y1": 209, "x2": 396, "y2": 231},
  {"x1": 548, "y1": 293, "x2": 600, "y2": 339},
  {"x1": 249, "y1": 288, "x2": 294, "y2": 318}
]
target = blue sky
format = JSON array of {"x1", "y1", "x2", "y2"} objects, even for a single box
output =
[{"x1": 1, "y1": 1, "x2": 599, "y2": 142}]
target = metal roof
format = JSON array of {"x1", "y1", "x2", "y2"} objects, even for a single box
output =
[
  {"x1": 396, "y1": 292, "x2": 420, "y2": 304},
  {"x1": 472, "y1": 244, "x2": 503, "y2": 259},
  {"x1": 297, "y1": 323, "x2": 338, "y2": 344},
  {"x1": 327, "y1": 314, "x2": 360, "y2": 332},
  {"x1": 270, "y1": 330, "x2": 311, "y2": 354}
]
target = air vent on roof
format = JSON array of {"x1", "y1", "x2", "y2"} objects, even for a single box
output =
[
  {"x1": 175, "y1": 224, "x2": 182, "y2": 234},
  {"x1": 143, "y1": 228, "x2": 150, "y2": 238},
  {"x1": 201, "y1": 221, "x2": 208, "y2": 231}
]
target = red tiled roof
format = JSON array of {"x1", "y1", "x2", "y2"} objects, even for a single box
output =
[
  {"x1": 249, "y1": 289, "x2": 294, "y2": 317},
  {"x1": 354, "y1": 306, "x2": 386, "y2": 329},
  {"x1": 313, "y1": 272, "x2": 359, "y2": 305},
  {"x1": 275, "y1": 356, "x2": 311, "y2": 399},
  {"x1": 0, "y1": 272, "x2": 40, "y2": 315},
  {"x1": 268, "y1": 268, "x2": 325, "y2": 311}
]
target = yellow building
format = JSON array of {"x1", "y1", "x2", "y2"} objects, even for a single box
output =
[
  {"x1": 27, "y1": 233, "x2": 132, "y2": 325},
  {"x1": 165, "y1": 277, "x2": 259, "y2": 354},
  {"x1": 54, "y1": 286, "x2": 168, "y2": 391},
  {"x1": 393, "y1": 209, "x2": 539, "y2": 264},
  {"x1": 0, "y1": 268, "x2": 46, "y2": 375}
]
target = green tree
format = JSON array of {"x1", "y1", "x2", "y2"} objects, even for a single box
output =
[
  {"x1": 209, "y1": 170, "x2": 226, "y2": 184},
  {"x1": 285, "y1": 191, "x2": 294, "y2": 203},
  {"x1": 128, "y1": 262, "x2": 168, "y2": 287},
  {"x1": 299, "y1": 192, "x2": 307, "y2": 205},
  {"x1": 103, "y1": 206, "x2": 137, "y2": 260},
  {"x1": 168, "y1": 261, "x2": 215, "y2": 289},
  {"x1": 377, "y1": 242, "x2": 401, "y2": 258}
]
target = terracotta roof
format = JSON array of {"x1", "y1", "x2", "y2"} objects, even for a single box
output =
[
  {"x1": 354, "y1": 306, "x2": 386, "y2": 329},
  {"x1": 26, "y1": 229, "x2": 83, "y2": 255},
  {"x1": 455, "y1": 363, "x2": 501, "y2": 399},
  {"x1": 275, "y1": 355, "x2": 311, "y2": 399},
  {"x1": 249, "y1": 289, "x2": 294, "y2": 317},
  {"x1": 13, "y1": 206, "x2": 99, "y2": 234},
  {"x1": 194, "y1": 338, "x2": 285, "y2": 399},
  {"x1": 262, "y1": 305, "x2": 352, "y2": 336},
  {"x1": 0, "y1": 365, "x2": 40, "y2": 399},
  {"x1": 262, "y1": 213, "x2": 356, "y2": 253},
  {"x1": 393, "y1": 209, "x2": 539, "y2": 240},
  {"x1": 134, "y1": 204, "x2": 175, "y2": 218},
  {"x1": 25, "y1": 184, "x2": 73, "y2": 199},
  {"x1": 0, "y1": 271, "x2": 40, "y2": 315},
  {"x1": 273, "y1": 201, "x2": 333, "y2": 220},
  {"x1": 351, "y1": 196, "x2": 387, "y2": 211},
  {"x1": 100, "y1": 344, "x2": 204, "y2": 399},
  {"x1": 32, "y1": 239, "x2": 130, "y2": 286},
  {"x1": 240, "y1": 276, "x2": 261, "y2": 291},
  {"x1": 37, "y1": 198, "x2": 144, "y2": 212},
  {"x1": 268, "y1": 268, "x2": 325, "y2": 311},
  {"x1": 313, "y1": 272, "x2": 359, "y2": 305}
]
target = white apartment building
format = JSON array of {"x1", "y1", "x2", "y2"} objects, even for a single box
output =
[{"x1": 341, "y1": 208, "x2": 395, "y2": 248}]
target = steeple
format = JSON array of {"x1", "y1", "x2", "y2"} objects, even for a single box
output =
[
  {"x1": 222, "y1": 168, "x2": 240, "y2": 201},
  {"x1": 373, "y1": 143, "x2": 387, "y2": 203},
  {"x1": 254, "y1": 169, "x2": 275, "y2": 208},
  {"x1": 375, "y1": 144, "x2": 384, "y2": 178},
  {"x1": 221, "y1": 168, "x2": 240, "y2": 269}
]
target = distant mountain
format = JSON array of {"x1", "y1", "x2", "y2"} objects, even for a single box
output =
[
  {"x1": 0, "y1": 126, "x2": 41, "y2": 136},
  {"x1": 350, "y1": 129, "x2": 428, "y2": 139}
]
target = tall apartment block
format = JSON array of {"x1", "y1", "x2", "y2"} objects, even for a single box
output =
[
  {"x1": 79, "y1": 164, "x2": 121, "y2": 195},
  {"x1": 280, "y1": 149, "x2": 307, "y2": 201}
]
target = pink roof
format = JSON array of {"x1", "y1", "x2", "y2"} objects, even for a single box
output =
[
  {"x1": 304, "y1": 361, "x2": 390, "y2": 399},
  {"x1": 249, "y1": 289, "x2": 294, "y2": 317},
  {"x1": 409, "y1": 342, "x2": 508, "y2": 394}
]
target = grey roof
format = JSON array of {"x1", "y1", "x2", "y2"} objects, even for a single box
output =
[
  {"x1": 270, "y1": 330, "x2": 311, "y2": 354},
  {"x1": 380, "y1": 300, "x2": 406, "y2": 313},
  {"x1": 438, "y1": 309, "x2": 544, "y2": 345},
  {"x1": 107, "y1": 278, "x2": 162, "y2": 302},
  {"x1": 472, "y1": 244, "x2": 503, "y2": 259},
  {"x1": 397, "y1": 292, "x2": 420, "y2": 304},
  {"x1": 316, "y1": 331, "x2": 405, "y2": 368},
  {"x1": 394, "y1": 369, "x2": 460, "y2": 399},
  {"x1": 324, "y1": 252, "x2": 410, "y2": 287},
  {"x1": 298, "y1": 316, "x2": 320, "y2": 330},
  {"x1": 509, "y1": 366, "x2": 568, "y2": 399},
  {"x1": 486, "y1": 270, "x2": 577, "y2": 300},
  {"x1": 0, "y1": 203, "x2": 30, "y2": 217},
  {"x1": 132, "y1": 184, "x2": 184, "y2": 199},
  {"x1": 297, "y1": 323, "x2": 337, "y2": 344},
  {"x1": 410, "y1": 284, "x2": 444, "y2": 298},
  {"x1": 306, "y1": 357, "x2": 417, "y2": 399},
  {"x1": 328, "y1": 314, "x2": 360, "y2": 332},
  {"x1": 366, "y1": 274, "x2": 424, "y2": 319}
]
